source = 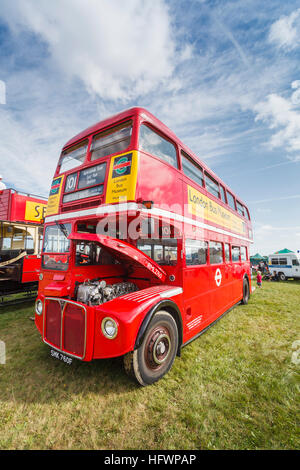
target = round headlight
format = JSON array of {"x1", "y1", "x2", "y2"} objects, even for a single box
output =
[
  {"x1": 101, "y1": 317, "x2": 118, "y2": 339},
  {"x1": 35, "y1": 299, "x2": 43, "y2": 316}
]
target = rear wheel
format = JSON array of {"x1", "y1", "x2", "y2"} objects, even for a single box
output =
[
  {"x1": 278, "y1": 272, "x2": 286, "y2": 281},
  {"x1": 241, "y1": 277, "x2": 250, "y2": 304},
  {"x1": 123, "y1": 311, "x2": 178, "y2": 386}
]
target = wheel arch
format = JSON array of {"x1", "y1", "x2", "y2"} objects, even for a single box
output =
[{"x1": 134, "y1": 299, "x2": 183, "y2": 356}]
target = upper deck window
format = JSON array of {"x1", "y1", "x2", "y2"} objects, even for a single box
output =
[
  {"x1": 139, "y1": 124, "x2": 178, "y2": 168},
  {"x1": 220, "y1": 185, "x2": 227, "y2": 204},
  {"x1": 227, "y1": 191, "x2": 236, "y2": 211},
  {"x1": 59, "y1": 141, "x2": 88, "y2": 174},
  {"x1": 91, "y1": 121, "x2": 132, "y2": 161},
  {"x1": 205, "y1": 173, "x2": 220, "y2": 199},
  {"x1": 236, "y1": 201, "x2": 245, "y2": 217},
  {"x1": 181, "y1": 151, "x2": 204, "y2": 187}
]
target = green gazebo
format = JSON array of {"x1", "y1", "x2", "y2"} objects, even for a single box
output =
[{"x1": 250, "y1": 253, "x2": 268, "y2": 266}]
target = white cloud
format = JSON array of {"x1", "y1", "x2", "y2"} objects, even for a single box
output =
[
  {"x1": 269, "y1": 8, "x2": 300, "y2": 51},
  {"x1": 1, "y1": 0, "x2": 183, "y2": 101},
  {"x1": 0, "y1": 80, "x2": 6, "y2": 105},
  {"x1": 254, "y1": 82, "x2": 300, "y2": 158},
  {"x1": 251, "y1": 222, "x2": 300, "y2": 255}
]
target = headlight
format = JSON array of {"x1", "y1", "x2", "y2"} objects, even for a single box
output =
[
  {"x1": 35, "y1": 299, "x2": 43, "y2": 316},
  {"x1": 101, "y1": 317, "x2": 118, "y2": 339}
]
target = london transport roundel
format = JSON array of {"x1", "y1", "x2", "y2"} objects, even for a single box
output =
[{"x1": 215, "y1": 268, "x2": 222, "y2": 287}]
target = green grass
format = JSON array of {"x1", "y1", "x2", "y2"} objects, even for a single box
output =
[{"x1": 0, "y1": 281, "x2": 299, "y2": 450}]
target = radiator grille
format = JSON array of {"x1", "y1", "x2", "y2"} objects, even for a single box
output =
[{"x1": 44, "y1": 298, "x2": 86, "y2": 359}]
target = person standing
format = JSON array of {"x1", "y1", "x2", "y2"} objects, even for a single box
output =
[{"x1": 257, "y1": 270, "x2": 262, "y2": 288}]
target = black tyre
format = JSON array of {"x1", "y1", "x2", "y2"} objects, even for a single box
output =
[
  {"x1": 278, "y1": 272, "x2": 286, "y2": 281},
  {"x1": 123, "y1": 310, "x2": 178, "y2": 386},
  {"x1": 241, "y1": 278, "x2": 250, "y2": 305}
]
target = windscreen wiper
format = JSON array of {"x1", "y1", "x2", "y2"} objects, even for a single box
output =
[{"x1": 55, "y1": 221, "x2": 69, "y2": 239}]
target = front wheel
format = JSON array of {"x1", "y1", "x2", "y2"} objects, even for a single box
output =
[
  {"x1": 278, "y1": 272, "x2": 286, "y2": 281},
  {"x1": 123, "y1": 311, "x2": 178, "y2": 386}
]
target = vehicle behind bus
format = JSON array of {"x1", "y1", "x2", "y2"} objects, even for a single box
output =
[
  {"x1": 268, "y1": 253, "x2": 300, "y2": 281},
  {"x1": 0, "y1": 189, "x2": 47, "y2": 296}
]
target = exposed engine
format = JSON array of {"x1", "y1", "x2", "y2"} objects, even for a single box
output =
[{"x1": 76, "y1": 279, "x2": 138, "y2": 306}]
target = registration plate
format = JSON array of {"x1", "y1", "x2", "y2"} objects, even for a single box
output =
[{"x1": 50, "y1": 348, "x2": 73, "y2": 365}]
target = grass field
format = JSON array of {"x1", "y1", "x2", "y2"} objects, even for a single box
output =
[{"x1": 0, "y1": 281, "x2": 299, "y2": 450}]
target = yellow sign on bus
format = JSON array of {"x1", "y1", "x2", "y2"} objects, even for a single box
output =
[
  {"x1": 106, "y1": 151, "x2": 138, "y2": 204},
  {"x1": 46, "y1": 175, "x2": 64, "y2": 217},
  {"x1": 187, "y1": 185, "x2": 246, "y2": 235}
]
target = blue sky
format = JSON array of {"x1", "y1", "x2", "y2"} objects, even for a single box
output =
[{"x1": 0, "y1": 0, "x2": 300, "y2": 255}]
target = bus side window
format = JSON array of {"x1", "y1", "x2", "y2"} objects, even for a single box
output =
[
  {"x1": 185, "y1": 239, "x2": 208, "y2": 265},
  {"x1": 205, "y1": 173, "x2": 220, "y2": 199},
  {"x1": 209, "y1": 241, "x2": 223, "y2": 264},
  {"x1": 139, "y1": 124, "x2": 178, "y2": 169},
  {"x1": 224, "y1": 243, "x2": 230, "y2": 262},
  {"x1": 241, "y1": 246, "x2": 247, "y2": 261},
  {"x1": 232, "y1": 246, "x2": 240, "y2": 262},
  {"x1": 236, "y1": 201, "x2": 245, "y2": 217},
  {"x1": 181, "y1": 151, "x2": 204, "y2": 187},
  {"x1": 227, "y1": 191, "x2": 236, "y2": 211},
  {"x1": 245, "y1": 206, "x2": 251, "y2": 220},
  {"x1": 220, "y1": 185, "x2": 227, "y2": 204}
]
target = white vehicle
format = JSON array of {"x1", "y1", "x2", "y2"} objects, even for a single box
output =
[{"x1": 268, "y1": 252, "x2": 300, "y2": 281}]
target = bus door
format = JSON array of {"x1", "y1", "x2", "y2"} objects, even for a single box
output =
[{"x1": 183, "y1": 239, "x2": 210, "y2": 337}]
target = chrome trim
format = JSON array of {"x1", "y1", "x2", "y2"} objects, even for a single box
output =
[
  {"x1": 43, "y1": 297, "x2": 87, "y2": 360},
  {"x1": 160, "y1": 287, "x2": 183, "y2": 298},
  {"x1": 101, "y1": 317, "x2": 118, "y2": 340}
]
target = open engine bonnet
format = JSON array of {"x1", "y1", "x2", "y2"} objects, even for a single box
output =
[
  {"x1": 68, "y1": 232, "x2": 167, "y2": 306},
  {"x1": 68, "y1": 232, "x2": 167, "y2": 282}
]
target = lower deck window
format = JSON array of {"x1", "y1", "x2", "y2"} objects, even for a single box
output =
[
  {"x1": 241, "y1": 246, "x2": 247, "y2": 261},
  {"x1": 209, "y1": 241, "x2": 223, "y2": 264},
  {"x1": 137, "y1": 239, "x2": 177, "y2": 266},
  {"x1": 75, "y1": 242, "x2": 116, "y2": 266},
  {"x1": 232, "y1": 246, "x2": 240, "y2": 262},
  {"x1": 185, "y1": 239, "x2": 208, "y2": 265},
  {"x1": 224, "y1": 243, "x2": 230, "y2": 262}
]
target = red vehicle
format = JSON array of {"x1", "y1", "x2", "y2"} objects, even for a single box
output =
[
  {"x1": 0, "y1": 189, "x2": 47, "y2": 295},
  {"x1": 35, "y1": 107, "x2": 253, "y2": 385}
]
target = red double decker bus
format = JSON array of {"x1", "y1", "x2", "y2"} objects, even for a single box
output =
[{"x1": 35, "y1": 107, "x2": 253, "y2": 385}]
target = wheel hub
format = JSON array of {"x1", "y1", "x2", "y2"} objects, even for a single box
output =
[{"x1": 145, "y1": 326, "x2": 171, "y2": 369}]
